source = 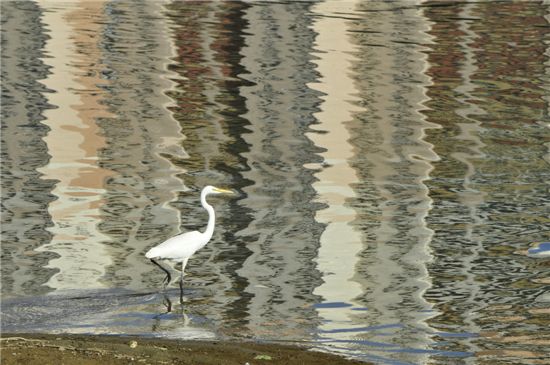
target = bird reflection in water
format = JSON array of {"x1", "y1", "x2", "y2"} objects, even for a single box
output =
[{"x1": 151, "y1": 292, "x2": 191, "y2": 333}]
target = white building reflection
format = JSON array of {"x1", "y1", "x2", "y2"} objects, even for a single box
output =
[
  {"x1": 37, "y1": 2, "x2": 114, "y2": 290},
  {"x1": 309, "y1": 1, "x2": 439, "y2": 363},
  {"x1": 36, "y1": 1, "x2": 185, "y2": 291},
  {"x1": 307, "y1": 0, "x2": 364, "y2": 341}
]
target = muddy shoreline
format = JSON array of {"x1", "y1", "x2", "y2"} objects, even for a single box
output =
[{"x1": 1, "y1": 333, "x2": 368, "y2": 364}]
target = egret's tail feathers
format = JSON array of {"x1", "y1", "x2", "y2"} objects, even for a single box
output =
[{"x1": 145, "y1": 247, "x2": 159, "y2": 259}]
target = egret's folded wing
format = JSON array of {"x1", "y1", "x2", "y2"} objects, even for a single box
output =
[{"x1": 145, "y1": 231, "x2": 205, "y2": 260}]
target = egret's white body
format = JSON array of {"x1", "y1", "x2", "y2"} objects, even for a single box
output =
[
  {"x1": 146, "y1": 185, "x2": 233, "y2": 290},
  {"x1": 146, "y1": 231, "x2": 207, "y2": 261}
]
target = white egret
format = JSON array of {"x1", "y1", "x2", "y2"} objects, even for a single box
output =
[{"x1": 146, "y1": 185, "x2": 234, "y2": 292}]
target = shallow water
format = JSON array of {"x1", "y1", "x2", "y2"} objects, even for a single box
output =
[{"x1": 1, "y1": 1, "x2": 549, "y2": 364}]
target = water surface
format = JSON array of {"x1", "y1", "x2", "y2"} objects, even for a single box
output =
[{"x1": 2, "y1": 1, "x2": 549, "y2": 364}]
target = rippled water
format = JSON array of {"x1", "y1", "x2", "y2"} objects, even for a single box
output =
[{"x1": 2, "y1": 1, "x2": 549, "y2": 364}]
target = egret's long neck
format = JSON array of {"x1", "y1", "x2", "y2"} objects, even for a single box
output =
[{"x1": 201, "y1": 191, "x2": 215, "y2": 239}]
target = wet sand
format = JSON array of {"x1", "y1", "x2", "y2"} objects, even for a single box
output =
[{"x1": 1, "y1": 333, "x2": 368, "y2": 365}]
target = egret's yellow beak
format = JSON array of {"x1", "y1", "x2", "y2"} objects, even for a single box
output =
[{"x1": 213, "y1": 187, "x2": 234, "y2": 194}]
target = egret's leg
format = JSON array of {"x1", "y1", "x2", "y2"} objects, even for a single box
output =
[
  {"x1": 151, "y1": 259, "x2": 171, "y2": 289},
  {"x1": 179, "y1": 258, "x2": 189, "y2": 303}
]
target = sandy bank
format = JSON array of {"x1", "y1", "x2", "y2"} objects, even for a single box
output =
[{"x1": 1, "y1": 333, "x2": 368, "y2": 365}]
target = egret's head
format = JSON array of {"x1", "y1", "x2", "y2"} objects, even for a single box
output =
[{"x1": 204, "y1": 185, "x2": 234, "y2": 195}]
